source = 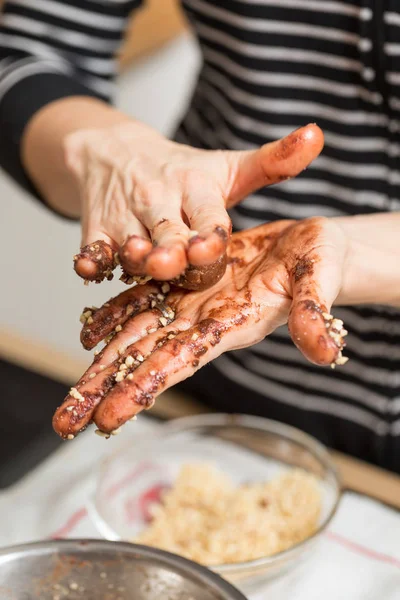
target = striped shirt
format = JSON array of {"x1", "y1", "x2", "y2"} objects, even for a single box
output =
[{"x1": 1, "y1": 1, "x2": 399, "y2": 470}]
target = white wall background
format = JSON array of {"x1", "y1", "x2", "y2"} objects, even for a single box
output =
[{"x1": 0, "y1": 34, "x2": 200, "y2": 361}]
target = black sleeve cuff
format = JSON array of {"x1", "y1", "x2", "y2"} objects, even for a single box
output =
[{"x1": 0, "y1": 70, "x2": 108, "y2": 220}]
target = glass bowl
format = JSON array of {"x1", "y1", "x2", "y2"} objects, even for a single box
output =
[{"x1": 90, "y1": 414, "x2": 341, "y2": 594}]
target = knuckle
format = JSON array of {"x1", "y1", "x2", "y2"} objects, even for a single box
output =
[
  {"x1": 185, "y1": 169, "x2": 209, "y2": 189},
  {"x1": 63, "y1": 130, "x2": 103, "y2": 176},
  {"x1": 189, "y1": 202, "x2": 227, "y2": 223},
  {"x1": 135, "y1": 181, "x2": 165, "y2": 208},
  {"x1": 161, "y1": 162, "x2": 188, "y2": 184},
  {"x1": 63, "y1": 134, "x2": 85, "y2": 175},
  {"x1": 303, "y1": 216, "x2": 329, "y2": 227},
  {"x1": 292, "y1": 216, "x2": 328, "y2": 238},
  {"x1": 152, "y1": 217, "x2": 185, "y2": 235},
  {"x1": 185, "y1": 170, "x2": 224, "y2": 198}
]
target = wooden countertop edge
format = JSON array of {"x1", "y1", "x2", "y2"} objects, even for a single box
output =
[
  {"x1": 0, "y1": 327, "x2": 87, "y2": 387},
  {"x1": 1, "y1": 327, "x2": 399, "y2": 508}
]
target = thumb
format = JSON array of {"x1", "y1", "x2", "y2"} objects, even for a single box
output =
[
  {"x1": 73, "y1": 192, "x2": 119, "y2": 284},
  {"x1": 286, "y1": 219, "x2": 348, "y2": 368},
  {"x1": 226, "y1": 123, "x2": 324, "y2": 208}
]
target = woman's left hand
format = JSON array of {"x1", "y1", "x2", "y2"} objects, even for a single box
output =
[{"x1": 53, "y1": 216, "x2": 351, "y2": 439}]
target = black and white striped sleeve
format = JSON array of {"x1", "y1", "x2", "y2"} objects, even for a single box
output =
[{"x1": 0, "y1": 0, "x2": 142, "y2": 205}]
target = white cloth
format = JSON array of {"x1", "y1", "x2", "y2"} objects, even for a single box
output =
[{"x1": 0, "y1": 417, "x2": 399, "y2": 599}]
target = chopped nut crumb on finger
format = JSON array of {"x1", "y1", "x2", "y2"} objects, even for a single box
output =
[
  {"x1": 74, "y1": 240, "x2": 117, "y2": 284},
  {"x1": 79, "y1": 283, "x2": 164, "y2": 350}
]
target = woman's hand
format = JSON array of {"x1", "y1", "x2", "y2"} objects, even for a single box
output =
[
  {"x1": 67, "y1": 121, "x2": 324, "y2": 286},
  {"x1": 53, "y1": 216, "x2": 350, "y2": 439}
]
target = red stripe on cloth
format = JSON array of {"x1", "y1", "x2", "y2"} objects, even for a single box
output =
[
  {"x1": 49, "y1": 462, "x2": 165, "y2": 539},
  {"x1": 327, "y1": 531, "x2": 400, "y2": 570},
  {"x1": 49, "y1": 507, "x2": 88, "y2": 539},
  {"x1": 49, "y1": 509, "x2": 400, "y2": 573},
  {"x1": 105, "y1": 461, "x2": 158, "y2": 500}
]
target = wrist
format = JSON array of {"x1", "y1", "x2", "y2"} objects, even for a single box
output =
[
  {"x1": 334, "y1": 216, "x2": 400, "y2": 307},
  {"x1": 63, "y1": 117, "x2": 163, "y2": 160},
  {"x1": 24, "y1": 96, "x2": 126, "y2": 140}
]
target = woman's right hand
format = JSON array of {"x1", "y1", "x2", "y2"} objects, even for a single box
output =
[{"x1": 67, "y1": 120, "x2": 324, "y2": 287}]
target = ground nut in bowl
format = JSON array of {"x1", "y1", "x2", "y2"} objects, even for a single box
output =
[{"x1": 91, "y1": 414, "x2": 341, "y2": 593}]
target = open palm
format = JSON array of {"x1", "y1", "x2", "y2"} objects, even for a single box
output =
[{"x1": 54, "y1": 217, "x2": 349, "y2": 439}]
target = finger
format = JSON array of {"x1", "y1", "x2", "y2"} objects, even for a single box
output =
[
  {"x1": 74, "y1": 170, "x2": 121, "y2": 283},
  {"x1": 55, "y1": 312, "x2": 188, "y2": 439},
  {"x1": 184, "y1": 184, "x2": 231, "y2": 266},
  {"x1": 66, "y1": 137, "x2": 118, "y2": 284},
  {"x1": 227, "y1": 124, "x2": 324, "y2": 207},
  {"x1": 89, "y1": 305, "x2": 177, "y2": 373},
  {"x1": 74, "y1": 240, "x2": 116, "y2": 283},
  {"x1": 188, "y1": 229, "x2": 229, "y2": 268},
  {"x1": 80, "y1": 281, "x2": 164, "y2": 350},
  {"x1": 287, "y1": 222, "x2": 348, "y2": 367},
  {"x1": 76, "y1": 157, "x2": 151, "y2": 282},
  {"x1": 289, "y1": 299, "x2": 348, "y2": 367},
  {"x1": 119, "y1": 235, "x2": 153, "y2": 276},
  {"x1": 52, "y1": 358, "x2": 119, "y2": 439},
  {"x1": 172, "y1": 254, "x2": 227, "y2": 291},
  {"x1": 117, "y1": 214, "x2": 152, "y2": 277},
  {"x1": 75, "y1": 215, "x2": 148, "y2": 283},
  {"x1": 53, "y1": 307, "x2": 178, "y2": 439},
  {"x1": 145, "y1": 216, "x2": 189, "y2": 280},
  {"x1": 93, "y1": 318, "x2": 231, "y2": 434}
]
